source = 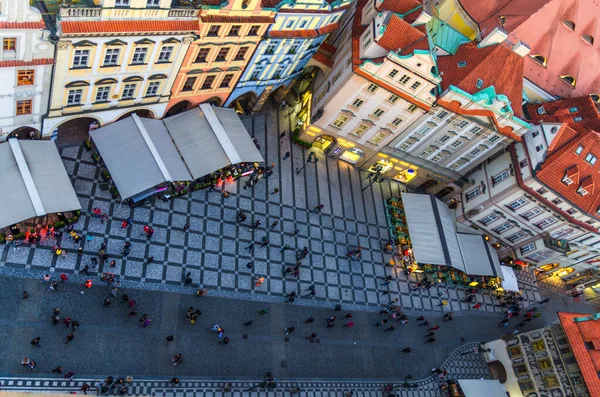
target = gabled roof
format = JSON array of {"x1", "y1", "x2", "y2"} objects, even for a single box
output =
[
  {"x1": 536, "y1": 129, "x2": 600, "y2": 220},
  {"x1": 436, "y1": 41, "x2": 524, "y2": 118},
  {"x1": 377, "y1": 15, "x2": 429, "y2": 55},
  {"x1": 60, "y1": 20, "x2": 200, "y2": 34},
  {"x1": 458, "y1": 0, "x2": 600, "y2": 99},
  {"x1": 558, "y1": 312, "x2": 600, "y2": 397},
  {"x1": 524, "y1": 97, "x2": 600, "y2": 134},
  {"x1": 376, "y1": 0, "x2": 421, "y2": 14}
]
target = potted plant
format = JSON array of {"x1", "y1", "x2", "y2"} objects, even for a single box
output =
[
  {"x1": 83, "y1": 139, "x2": 92, "y2": 151},
  {"x1": 110, "y1": 187, "x2": 119, "y2": 199},
  {"x1": 101, "y1": 169, "x2": 111, "y2": 181},
  {"x1": 91, "y1": 152, "x2": 100, "y2": 164}
]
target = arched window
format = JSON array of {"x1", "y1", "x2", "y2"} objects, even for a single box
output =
[
  {"x1": 582, "y1": 35, "x2": 594, "y2": 45},
  {"x1": 563, "y1": 20, "x2": 576, "y2": 30},
  {"x1": 590, "y1": 94, "x2": 600, "y2": 103},
  {"x1": 530, "y1": 54, "x2": 547, "y2": 67},
  {"x1": 560, "y1": 75, "x2": 576, "y2": 87}
]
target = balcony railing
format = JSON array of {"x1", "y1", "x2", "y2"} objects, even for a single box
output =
[
  {"x1": 168, "y1": 8, "x2": 199, "y2": 17},
  {"x1": 59, "y1": 6, "x2": 198, "y2": 19},
  {"x1": 60, "y1": 7, "x2": 102, "y2": 18}
]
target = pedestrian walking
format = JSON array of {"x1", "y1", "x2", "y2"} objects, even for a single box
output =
[
  {"x1": 539, "y1": 298, "x2": 550, "y2": 304},
  {"x1": 385, "y1": 325, "x2": 396, "y2": 332},
  {"x1": 426, "y1": 337, "x2": 436, "y2": 343},
  {"x1": 259, "y1": 309, "x2": 269, "y2": 315},
  {"x1": 306, "y1": 332, "x2": 317, "y2": 341},
  {"x1": 260, "y1": 237, "x2": 269, "y2": 247},
  {"x1": 375, "y1": 319, "x2": 388, "y2": 326},
  {"x1": 343, "y1": 321, "x2": 355, "y2": 328},
  {"x1": 292, "y1": 228, "x2": 300, "y2": 236},
  {"x1": 310, "y1": 204, "x2": 324, "y2": 214},
  {"x1": 429, "y1": 325, "x2": 440, "y2": 331},
  {"x1": 219, "y1": 337, "x2": 230, "y2": 345},
  {"x1": 473, "y1": 303, "x2": 482, "y2": 310},
  {"x1": 183, "y1": 223, "x2": 190, "y2": 232},
  {"x1": 64, "y1": 371, "x2": 75, "y2": 380},
  {"x1": 103, "y1": 298, "x2": 111, "y2": 308},
  {"x1": 283, "y1": 151, "x2": 290, "y2": 160},
  {"x1": 246, "y1": 262, "x2": 253, "y2": 269},
  {"x1": 23, "y1": 291, "x2": 29, "y2": 299},
  {"x1": 285, "y1": 326, "x2": 296, "y2": 336},
  {"x1": 270, "y1": 188, "x2": 279, "y2": 195},
  {"x1": 280, "y1": 244, "x2": 291, "y2": 252},
  {"x1": 255, "y1": 276, "x2": 265, "y2": 287},
  {"x1": 250, "y1": 220, "x2": 261, "y2": 230},
  {"x1": 71, "y1": 320, "x2": 80, "y2": 331},
  {"x1": 244, "y1": 320, "x2": 254, "y2": 326},
  {"x1": 173, "y1": 353, "x2": 183, "y2": 365},
  {"x1": 52, "y1": 366, "x2": 63, "y2": 374},
  {"x1": 170, "y1": 378, "x2": 180, "y2": 386},
  {"x1": 401, "y1": 347, "x2": 412, "y2": 353},
  {"x1": 146, "y1": 256, "x2": 154, "y2": 265},
  {"x1": 343, "y1": 313, "x2": 353, "y2": 320},
  {"x1": 246, "y1": 243, "x2": 254, "y2": 252},
  {"x1": 305, "y1": 317, "x2": 315, "y2": 323},
  {"x1": 270, "y1": 220, "x2": 279, "y2": 229},
  {"x1": 334, "y1": 304, "x2": 342, "y2": 312},
  {"x1": 166, "y1": 335, "x2": 175, "y2": 343},
  {"x1": 419, "y1": 320, "x2": 430, "y2": 327},
  {"x1": 30, "y1": 337, "x2": 41, "y2": 347},
  {"x1": 65, "y1": 333, "x2": 74, "y2": 344}
]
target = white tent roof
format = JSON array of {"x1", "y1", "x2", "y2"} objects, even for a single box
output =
[
  {"x1": 91, "y1": 115, "x2": 193, "y2": 200},
  {"x1": 0, "y1": 139, "x2": 81, "y2": 228},
  {"x1": 457, "y1": 380, "x2": 507, "y2": 397},
  {"x1": 402, "y1": 192, "x2": 502, "y2": 277},
  {"x1": 501, "y1": 265, "x2": 520, "y2": 292},
  {"x1": 163, "y1": 104, "x2": 264, "y2": 179}
]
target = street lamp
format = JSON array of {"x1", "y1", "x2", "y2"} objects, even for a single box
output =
[
  {"x1": 403, "y1": 375, "x2": 413, "y2": 388},
  {"x1": 362, "y1": 164, "x2": 385, "y2": 191},
  {"x1": 296, "y1": 151, "x2": 319, "y2": 174}
]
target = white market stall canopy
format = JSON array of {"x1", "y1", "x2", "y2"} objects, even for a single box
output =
[
  {"x1": 501, "y1": 265, "x2": 520, "y2": 292},
  {"x1": 0, "y1": 139, "x2": 81, "y2": 228},
  {"x1": 90, "y1": 105, "x2": 264, "y2": 200},
  {"x1": 401, "y1": 192, "x2": 502, "y2": 277}
]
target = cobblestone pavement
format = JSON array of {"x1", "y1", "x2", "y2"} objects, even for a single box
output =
[
  {"x1": 0, "y1": 343, "x2": 489, "y2": 397},
  {"x1": 2, "y1": 105, "x2": 539, "y2": 314}
]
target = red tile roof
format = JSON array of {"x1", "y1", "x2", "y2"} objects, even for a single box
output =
[
  {"x1": 457, "y1": 0, "x2": 551, "y2": 32},
  {"x1": 436, "y1": 41, "x2": 524, "y2": 118},
  {"x1": 524, "y1": 97, "x2": 600, "y2": 134},
  {"x1": 0, "y1": 21, "x2": 46, "y2": 30},
  {"x1": 0, "y1": 58, "x2": 54, "y2": 68},
  {"x1": 536, "y1": 129, "x2": 600, "y2": 220},
  {"x1": 311, "y1": 50, "x2": 334, "y2": 68},
  {"x1": 377, "y1": 15, "x2": 429, "y2": 55},
  {"x1": 60, "y1": 20, "x2": 200, "y2": 34},
  {"x1": 558, "y1": 312, "x2": 600, "y2": 396},
  {"x1": 200, "y1": 15, "x2": 274, "y2": 23},
  {"x1": 376, "y1": 0, "x2": 421, "y2": 14}
]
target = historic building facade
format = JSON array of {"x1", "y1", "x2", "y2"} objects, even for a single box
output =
[
  {"x1": 166, "y1": 0, "x2": 275, "y2": 115},
  {"x1": 42, "y1": 0, "x2": 199, "y2": 139},
  {"x1": 0, "y1": 0, "x2": 54, "y2": 141},
  {"x1": 224, "y1": 0, "x2": 353, "y2": 111},
  {"x1": 457, "y1": 97, "x2": 600, "y2": 288}
]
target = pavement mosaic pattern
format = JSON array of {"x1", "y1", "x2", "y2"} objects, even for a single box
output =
[{"x1": 1, "y1": 108, "x2": 540, "y2": 313}]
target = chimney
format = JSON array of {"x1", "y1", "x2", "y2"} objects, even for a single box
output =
[
  {"x1": 512, "y1": 41, "x2": 531, "y2": 57},
  {"x1": 478, "y1": 27, "x2": 508, "y2": 48}
]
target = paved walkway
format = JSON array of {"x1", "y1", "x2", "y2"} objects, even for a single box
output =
[{"x1": 1, "y1": 105, "x2": 539, "y2": 315}]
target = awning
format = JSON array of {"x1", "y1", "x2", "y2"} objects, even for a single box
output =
[
  {"x1": 501, "y1": 266, "x2": 520, "y2": 292},
  {"x1": 0, "y1": 139, "x2": 81, "y2": 229},
  {"x1": 457, "y1": 380, "x2": 507, "y2": 397},
  {"x1": 402, "y1": 192, "x2": 502, "y2": 277},
  {"x1": 163, "y1": 104, "x2": 263, "y2": 179},
  {"x1": 90, "y1": 115, "x2": 193, "y2": 200}
]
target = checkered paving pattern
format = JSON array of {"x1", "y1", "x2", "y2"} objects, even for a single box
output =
[
  {"x1": 0, "y1": 343, "x2": 490, "y2": 397},
  {"x1": 514, "y1": 267, "x2": 569, "y2": 296},
  {"x1": 0, "y1": 110, "x2": 540, "y2": 313}
]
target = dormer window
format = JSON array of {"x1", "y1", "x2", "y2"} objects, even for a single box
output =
[
  {"x1": 563, "y1": 166, "x2": 578, "y2": 185},
  {"x1": 578, "y1": 186, "x2": 588, "y2": 196},
  {"x1": 531, "y1": 54, "x2": 547, "y2": 67},
  {"x1": 576, "y1": 145, "x2": 584, "y2": 155},
  {"x1": 563, "y1": 20, "x2": 576, "y2": 30},
  {"x1": 537, "y1": 106, "x2": 546, "y2": 115},
  {"x1": 570, "y1": 107, "x2": 579, "y2": 113},
  {"x1": 586, "y1": 153, "x2": 597, "y2": 165},
  {"x1": 578, "y1": 177, "x2": 594, "y2": 196},
  {"x1": 476, "y1": 78, "x2": 484, "y2": 89},
  {"x1": 560, "y1": 75, "x2": 576, "y2": 87},
  {"x1": 457, "y1": 61, "x2": 467, "y2": 67},
  {"x1": 583, "y1": 35, "x2": 594, "y2": 45},
  {"x1": 563, "y1": 175, "x2": 574, "y2": 185},
  {"x1": 574, "y1": 116, "x2": 584, "y2": 122}
]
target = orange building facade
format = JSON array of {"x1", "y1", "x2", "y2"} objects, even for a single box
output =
[{"x1": 167, "y1": 0, "x2": 275, "y2": 114}]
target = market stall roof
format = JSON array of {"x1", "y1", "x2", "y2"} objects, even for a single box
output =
[
  {"x1": 501, "y1": 265, "x2": 520, "y2": 292},
  {"x1": 163, "y1": 104, "x2": 264, "y2": 179},
  {"x1": 401, "y1": 192, "x2": 502, "y2": 277},
  {"x1": 457, "y1": 380, "x2": 507, "y2": 397},
  {"x1": 90, "y1": 115, "x2": 193, "y2": 200},
  {"x1": 0, "y1": 139, "x2": 81, "y2": 229}
]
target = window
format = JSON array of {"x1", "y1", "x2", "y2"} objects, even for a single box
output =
[
  {"x1": 332, "y1": 71, "x2": 342, "y2": 84},
  {"x1": 362, "y1": 38, "x2": 372, "y2": 49},
  {"x1": 506, "y1": 198, "x2": 528, "y2": 211},
  {"x1": 526, "y1": 251, "x2": 554, "y2": 263},
  {"x1": 273, "y1": 64, "x2": 285, "y2": 79},
  {"x1": 451, "y1": 140, "x2": 463, "y2": 148},
  {"x1": 520, "y1": 159, "x2": 528, "y2": 168},
  {"x1": 407, "y1": 104, "x2": 418, "y2": 113},
  {"x1": 220, "y1": 74, "x2": 233, "y2": 88},
  {"x1": 532, "y1": 130, "x2": 540, "y2": 138},
  {"x1": 299, "y1": 20, "x2": 307, "y2": 28},
  {"x1": 492, "y1": 170, "x2": 509, "y2": 185},
  {"x1": 476, "y1": 78, "x2": 483, "y2": 89},
  {"x1": 585, "y1": 153, "x2": 597, "y2": 165},
  {"x1": 420, "y1": 146, "x2": 436, "y2": 158},
  {"x1": 265, "y1": 42, "x2": 278, "y2": 54},
  {"x1": 3, "y1": 37, "x2": 15, "y2": 51},
  {"x1": 531, "y1": 54, "x2": 547, "y2": 66},
  {"x1": 195, "y1": 48, "x2": 210, "y2": 63},
  {"x1": 521, "y1": 207, "x2": 543, "y2": 220},
  {"x1": 537, "y1": 187, "x2": 548, "y2": 194},
  {"x1": 157, "y1": 46, "x2": 173, "y2": 63},
  {"x1": 115, "y1": 0, "x2": 129, "y2": 5},
  {"x1": 235, "y1": 46, "x2": 248, "y2": 61},
  {"x1": 73, "y1": 49, "x2": 89, "y2": 68},
  {"x1": 146, "y1": 0, "x2": 159, "y2": 6},
  {"x1": 387, "y1": 94, "x2": 400, "y2": 104},
  {"x1": 146, "y1": 81, "x2": 160, "y2": 96},
  {"x1": 457, "y1": 120, "x2": 469, "y2": 128},
  {"x1": 248, "y1": 25, "x2": 260, "y2": 36},
  {"x1": 250, "y1": 66, "x2": 263, "y2": 80},
  {"x1": 574, "y1": 116, "x2": 583, "y2": 122},
  {"x1": 520, "y1": 243, "x2": 536, "y2": 255},
  {"x1": 215, "y1": 48, "x2": 229, "y2": 62},
  {"x1": 450, "y1": 159, "x2": 468, "y2": 170},
  {"x1": 466, "y1": 187, "x2": 482, "y2": 202},
  {"x1": 470, "y1": 148, "x2": 481, "y2": 156},
  {"x1": 492, "y1": 222, "x2": 513, "y2": 234},
  {"x1": 132, "y1": 47, "x2": 147, "y2": 64},
  {"x1": 17, "y1": 70, "x2": 34, "y2": 85},
  {"x1": 208, "y1": 25, "x2": 221, "y2": 36},
  {"x1": 566, "y1": 208, "x2": 577, "y2": 215},
  {"x1": 431, "y1": 152, "x2": 446, "y2": 163},
  {"x1": 288, "y1": 42, "x2": 300, "y2": 54},
  {"x1": 182, "y1": 76, "x2": 196, "y2": 91},
  {"x1": 67, "y1": 89, "x2": 82, "y2": 105},
  {"x1": 95, "y1": 86, "x2": 110, "y2": 102},
  {"x1": 507, "y1": 231, "x2": 527, "y2": 243},
  {"x1": 552, "y1": 198, "x2": 563, "y2": 205},
  {"x1": 372, "y1": 108, "x2": 384, "y2": 118},
  {"x1": 416, "y1": 125, "x2": 431, "y2": 135},
  {"x1": 388, "y1": 69, "x2": 399, "y2": 78},
  {"x1": 457, "y1": 60, "x2": 467, "y2": 67},
  {"x1": 332, "y1": 114, "x2": 349, "y2": 128},
  {"x1": 535, "y1": 217, "x2": 557, "y2": 230},
  {"x1": 562, "y1": 174, "x2": 574, "y2": 186},
  {"x1": 577, "y1": 185, "x2": 589, "y2": 196},
  {"x1": 353, "y1": 123, "x2": 370, "y2": 137},
  {"x1": 438, "y1": 134, "x2": 451, "y2": 143},
  {"x1": 15, "y1": 100, "x2": 32, "y2": 115},
  {"x1": 399, "y1": 140, "x2": 415, "y2": 151},
  {"x1": 286, "y1": 20, "x2": 294, "y2": 28},
  {"x1": 103, "y1": 48, "x2": 120, "y2": 66},
  {"x1": 410, "y1": 81, "x2": 421, "y2": 90},
  {"x1": 351, "y1": 98, "x2": 364, "y2": 108},
  {"x1": 391, "y1": 118, "x2": 403, "y2": 127},
  {"x1": 366, "y1": 83, "x2": 378, "y2": 93},
  {"x1": 576, "y1": 145, "x2": 584, "y2": 155},
  {"x1": 368, "y1": 130, "x2": 390, "y2": 145},
  {"x1": 398, "y1": 75, "x2": 410, "y2": 85},
  {"x1": 469, "y1": 126, "x2": 482, "y2": 135},
  {"x1": 436, "y1": 111, "x2": 449, "y2": 119},
  {"x1": 228, "y1": 25, "x2": 241, "y2": 36},
  {"x1": 536, "y1": 144, "x2": 544, "y2": 152},
  {"x1": 122, "y1": 83, "x2": 136, "y2": 99},
  {"x1": 488, "y1": 135, "x2": 501, "y2": 143},
  {"x1": 478, "y1": 213, "x2": 499, "y2": 226},
  {"x1": 201, "y1": 75, "x2": 215, "y2": 89}
]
